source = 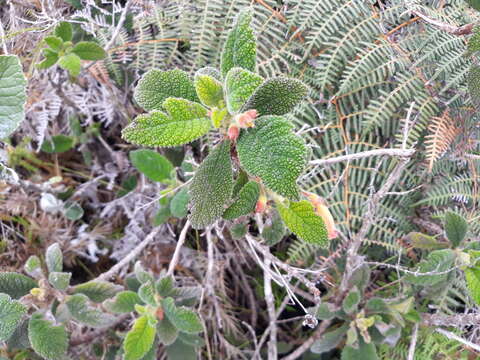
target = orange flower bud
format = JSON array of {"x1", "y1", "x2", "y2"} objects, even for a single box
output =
[
  {"x1": 236, "y1": 109, "x2": 258, "y2": 128},
  {"x1": 227, "y1": 124, "x2": 240, "y2": 141},
  {"x1": 255, "y1": 195, "x2": 267, "y2": 213}
]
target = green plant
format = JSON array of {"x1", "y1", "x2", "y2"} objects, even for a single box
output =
[
  {"x1": 37, "y1": 22, "x2": 106, "y2": 77},
  {"x1": 121, "y1": 8, "x2": 330, "y2": 246},
  {"x1": 0, "y1": 244, "x2": 202, "y2": 360}
]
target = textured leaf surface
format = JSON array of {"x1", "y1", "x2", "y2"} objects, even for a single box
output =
[
  {"x1": 24, "y1": 255, "x2": 42, "y2": 277},
  {"x1": 277, "y1": 200, "x2": 328, "y2": 246},
  {"x1": 138, "y1": 282, "x2": 157, "y2": 306},
  {"x1": 44, "y1": 36, "x2": 63, "y2": 51},
  {"x1": 444, "y1": 211, "x2": 468, "y2": 247},
  {"x1": 46, "y1": 243, "x2": 63, "y2": 273},
  {"x1": 72, "y1": 280, "x2": 122, "y2": 303},
  {"x1": 157, "y1": 316, "x2": 178, "y2": 346},
  {"x1": 129, "y1": 149, "x2": 173, "y2": 182},
  {"x1": 156, "y1": 275, "x2": 174, "y2": 297},
  {"x1": 236, "y1": 116, "x2": 307, "y2": 199},
  {"x1": 0, "y1": 55, "x2": 27, "y2": 139},
  {"x1": 468, "y1": 26, "x2": 480, "y2": 53},
  {"x1": 58, "y1": 53, "x2": 81, "y2": 76},
  {"x1": 170, "y1": 188, "x2": 189, "y2": 218},
  {"x1": 468, "y1": 65, "x2": 480, "y2": 105},
  {"x1": 194, "y1": 68, "x2": 223, "y2": 107},
  {"x1": 0, "y1": 272, "x2": 36, "y2": 299},
  {"x1": 0, "y1": 294, "x2": 26, "y2": 341},
  {"x1": 54, "y1": 22, "x2": 72, "y2": 41},
  {"x1": 28, "y1": 313, "x2": 68, "y2": 360},
  {"x1": 225, "y1": 67, "x2": 263, "y2": 114},
  {"x1": 71, "y1": 41, "x2": 106, "y2": 60},
  {"x1": 103, "y1": 291, "x2": 141, "y2": 313},
  {"x1": 405, "y1": 249, "x2": 456, "y2": 285},
  {"x1": 134, "y1": 69, "x2": 198, "y2": 111},
  {"x1": 122, "y1": 98, "x2": 210, "y2": 147},
  {"x1": 223, "y1": 181, "x2": 259, "y2": 220},
  {"x1": 161, "y1": 297, "x2": 203, "y2": 334},
  {"x1": 342, "y1": 287, "x2": 360, "y2": 314},
  {"x1": 220, "y1": 8, "x2": 256, "y2": 77},
  {"x1": 48, "y1": 272, "x2": 71, "y2": 290},
  {"x1": 66, "y1": 294, "x2": 115, "y2": 328},
  {"x1": 243, "y1": 77, "x2": 307, "y2": 116},
  {"x1": 188, "y1": 140, "x2": 233, "y2": 229},
  {"x1": 465, "y1": 267, "x2": 480, "y2": 305},
  {"x1": 123, "y1": 315, "x2": 156, "y2": 360}
]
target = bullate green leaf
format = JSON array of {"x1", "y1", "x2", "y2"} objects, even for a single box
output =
[
  {"x1": 243, "y1": 77, "x2": 307, "y2": 116},
  {"x1": 236, "y1": 116, "x2": 307, "y2": 199},
  {"x1": 122, "y1": 98, "x2": 211, "y2": 147},
  {"x1": 225, "y1": 67, "x2": 263, "y2": 114},
  {"x1": 277, "y1": 200, "x2": 328, "y2": 246},
  {"x1": 223, "y1": 181, "x2": 260, "y2": 220},
  {"x1": 0, "y1": 55, "x2": 27, "y2": 139},
  {"x1": 133, "y1": 69, "x2": 199, "y2": 111},
  {"x1": 188, "y1": 140, "x2": 234, "y2": 229},
  {"x1": 220, "y1": 8, "x2": 256, "y2": 77}
]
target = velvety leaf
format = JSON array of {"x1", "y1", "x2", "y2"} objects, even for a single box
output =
[
  {"x1": 188, "y1": 140, "x2": 234, "y2": 229},
  {"x1": 66, "y1": 294, "x2": 115, "y2": 328},
  {"x1": 170, "y1": 188, "x2": 189, "y2": 218},
  {"x1": 465, "y1": 267, "x2": 480, "y2": 305},
  {"x1": 28, "y1": 313, "x2": 68, "y2": 360},
  {"x1": 220, "y1": 8, "x2": 256, "y2": 77},
  {"x1": 129, "y1": 149, "x2": 174, "y2": 182},
  {"x1": 122, "y1": 98, "x2": 211, "y2": 147},
  {"x1": 123, "y1": 315, "x2": 156, "y2": 360},
  {"x1": 37, "y1": 49, "x2": 59, "y2": 69},
  {"x1": 236, "y1": 116, "x2": 307, "y2": 199},
  {"x1": 71, "y1": 41, "x2": 107, "y2": 60},
  {"x1": 177, "y1": 332, "x2": 205, "y2": 347},
  {"x1": 277, "y1": 200, "x2": 328, "y2": 246},
  {"x1": 58, "y1": 53, "x2": 81, "y2": 76},
  {"x1": 63, "y1": 201, "x2": 84, "y2": 221},
  {"x1": 6, "y1": 318, "x2": 30, "y2": 349},
  {"x1": 468, "y1": 64, "x2": 480, "y2": 105},
  {"x1": 135, "y1": 261, "x2": 155, "y2": 284},
  {"x1": 24, "y1": 255, "x2": 42, "y2": 278},
  {"x1": 103, "y1": 291, "x2": 141, "y2": 313},
  {"x1": 311, "y1": 324, "x2": 348, "y2": 354},
  {"x1": 72, "y1": 280, "x2": 122, "y2": 303},
  {"x1": 444, "y1": 211, "x2": 468, "y2": 247},
  {"x1": 44, "y1": 36, "x2": 63, "y2": 52},
  {"x1": 0, "y1": 272, "x2": 37, "y2": 299},
  {"x1": 157, "y1": 316, "x2": 178, "y2": 346},
  {"x1": 155, "y1": 275, "x2": 174, "y2": 297},
  {"x1": 48, "y1": 272, "x2": 71, "y2": 290},
  {"x1": 405, "y1": 249, "x2": 456, "y2": 285},
  {"x1": 225, "y1": 67, "x2": 263, "y2": 114},
  {"x1": 45, "y1": 243, "x2": 63, "y2": 273},
  {"x1": 138, "y1": 282, "x2": 157, "y2": 306},
  {"x1": 161, "y1": 297, "x2": 203, "y2": 334},
  {"x1": 223, "y1": 181, "x2": 259, "y2": 220},
  {"x1": 243, "y1": 77, "x2": 307, "y2": 116},
  {"x1": 0, "y1": 293, "x2": 27, "y2": 342},
  {"x1": 315, "y1": 303, "x2": 338, "y2": 320},
  {"x1": 0, "y1": 55, "x2": 27, "y2": 139},
  {"x1": 54, "y1": 21, "x2": 73, "y2": 42},
  {"x1": 133, "y1": 69, "x2": 198, "y2": 111},
  {"x1": 468, "y1": 26, "x2": 480, "y2": 54},
  {"x1": 194, "y1": 67, "x2": 223, "y2": 107}
]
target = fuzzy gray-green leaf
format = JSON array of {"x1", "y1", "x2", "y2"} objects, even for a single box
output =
[
  {"x1": 225, "y1": 67, "x2": 263, "y2": 114},
  {"x1": 0, "y1": 294, "x2": 26, "y2": 342},
  {"x1": 236, "y1": 116, "x2": 307, "y2": 200},
  {"x1": 223, "y1": 181, "x2": 260, "y2": 220},
  {"x1": 28, "y1": 313, "x2": 68, "y2": 360},
  {"x1": 72, "y1": 280, "x2": 122, "y2": 303},
  {"x1": 134, "y1": 69, "x2": 199, "y2": 111},
  {"x1": 188, "y1": 140, "x2": 233, "y2": 229},
  {"x1": 0, "y1": 272, "x2": 37, "y2": 299}
]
